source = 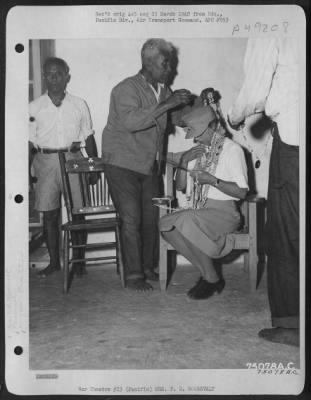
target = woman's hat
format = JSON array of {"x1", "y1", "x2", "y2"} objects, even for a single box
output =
[{"x1": 182, "y1": 105, "x2": 217, "y2": 139}]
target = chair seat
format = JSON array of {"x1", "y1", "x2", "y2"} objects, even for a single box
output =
[
  {"x1": 73, "y1": 205, "x2": 116, "y2": 214},
  {"x1": 232, "y1": 233, "x2": 250, "y2": 249},
  {"x1": 62, "y1": 217, "x2": 119, "y2": 231}
]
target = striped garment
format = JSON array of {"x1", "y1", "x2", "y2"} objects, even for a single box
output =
[{"x1": 228, "y1": 38, "x2": 300, "y2": 146}]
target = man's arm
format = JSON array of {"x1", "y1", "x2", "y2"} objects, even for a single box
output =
[
  {"x1": 28, "y1": 141, "x2": 37, "y2": 189},
  {"x1": 83, "y1": 135, "x2": 99, "y2": 185},
  {"x1": 169, "y1": 95, "x2": 199, "y2": 127},
  {"x1": 191, "y1": 170, "x2": 248, "y2": 200},
  {"x1": 79, "y1": 99, "x2": 97, "y2": 157},
  {"x1": 29, "y1": 141, "x2": 36, "y2": 167},
  {"x1": 153, "y1": 90, "x2": 191, "y2": 118},
  {"x1": 78, "y1": 99, "x2": 99, "y2": 185},
  {"x1": 114, "y1": 81, "x2": 191, "y2": 133},
  {"x1": 228, "y1": 38, "x2": 278, "y2": 128},
  {"x1": 175, "y1": 145, "x2": 206, "y2": 191}
]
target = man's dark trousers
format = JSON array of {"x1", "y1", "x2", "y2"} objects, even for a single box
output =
[
  {"x1": 104, "y1": 162, "x2": 159, "y2": 281},
  {"x1": 265, "y1": 124, "x2": 300, "y2": 329}
]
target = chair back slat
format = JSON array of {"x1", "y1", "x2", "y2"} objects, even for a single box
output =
[
  {"x1": 96, "y1": 178, "x2": 100, "y2": 206},
  {"x1": 80, "y1": 173, "x2": 90, "y2": 207},
  {"x1": 90, "y1": 182, "x2": 96, "y2": 206},
  {"x1": 59, "y1": 155, "x2": 116, "y2": 216},
  {"x1": 104, "y1": 177, "x2": 112, "y2": 206},
  {"x1": 99, "y1": 177, "x2": 103, "y2": 205},
  {"x1": 103, "y1": 179, "x2": 107, "y2": 204}
]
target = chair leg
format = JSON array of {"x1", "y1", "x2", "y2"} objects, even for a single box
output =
[
  {"x1": 115, "y1": 225, "x2": 125, "y2": 288},
  {"x1": 248, "y1": 202, "x2": 259, "y2": 292},
  {"x1": 248, "y1": 251, "x2": 258, "y2": 292},
  {"x1": 243, "y1": 251, "x2": 257, "y2": 292},
  {"x1": 248, "y1": 236, "x2": 258, "y2": 292},
  {"x1": 243, "y1": 251, "x2": 249, "y2": 273},
  {"x1": 63, "y1": 230, "x2": 69, "y2": 294},
  {"x1": 159, "y1": 236, "x2": 169, "y2": 291}
]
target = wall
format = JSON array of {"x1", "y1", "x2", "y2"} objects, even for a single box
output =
[{"x1": 55, "y1": 38, "x2": 248, "y2": 151}]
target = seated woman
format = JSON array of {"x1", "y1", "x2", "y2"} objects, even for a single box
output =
[{"x1": 159, "y1": 105, "x2": 249, "y2": 300}]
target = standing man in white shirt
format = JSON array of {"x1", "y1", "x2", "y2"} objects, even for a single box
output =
[
  {"x1": 228, "y1": 38, "x2": 300, "y2": 346},
  {"x1": 29, "y1": 57, "x2": 98, "y2": 277}
]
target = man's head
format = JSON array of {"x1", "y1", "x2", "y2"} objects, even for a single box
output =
[
  {"x1": 43, "y1": 57, "x2": 70, "y2": 95},
  {"x1": 182, "y1": 105, "x2": 219, "y2": 145},
  {"x1": 141, "y1": 39, "x2": 178, "y2": 85}
]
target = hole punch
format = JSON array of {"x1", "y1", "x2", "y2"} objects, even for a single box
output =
[
  {"x1": 14, "y1": 346, "x2": 23, "y2": 355},
  {"x1": 14, "y1": 194, "x2": 24, "y2": 203},
  {"x1": 15, "y1": 43, "x2": 24, "y2": 53}
]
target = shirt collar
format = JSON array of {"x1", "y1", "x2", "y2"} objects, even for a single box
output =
[
  {"x1": 44, "y1": 90, "x2": 68, "y2": 106},
  {"x1": 139, "y1": 72, "x2": 164, "y2": 92},
  {"x1": 139, "y1": 72, "x2": 164, "y2": 101}
]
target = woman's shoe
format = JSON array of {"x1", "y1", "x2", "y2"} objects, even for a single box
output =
[
  {"x1": 188, "y1": 278, "x2": 225, "y2": 300},
  {"x1": 187, "y1": 277, "x2": 204, "y2": 296}
]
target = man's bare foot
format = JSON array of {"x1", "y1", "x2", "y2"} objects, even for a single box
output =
[
  {"x1": 144, "y1": 270, "x2": 159, "y2": 281},
  {"x1": 37, "y1": 264, "x2": 60, "y2": 277},
  {"x1": 126, "y1": 278, "x2": 153, "y2": 292}
]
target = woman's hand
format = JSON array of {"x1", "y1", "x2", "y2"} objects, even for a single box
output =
[
  {"x1": 181, "y1": 145, "x2": 206, "y2": 164},
  {"x1": 190, "y1": 170, "x2": 216, "y2": 185}
]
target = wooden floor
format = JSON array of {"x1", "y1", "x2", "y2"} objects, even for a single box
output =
[{"x1": 29, "y1": 250, "x2": 300, "y2": 371}]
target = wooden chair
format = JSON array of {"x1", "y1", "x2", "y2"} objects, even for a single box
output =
[
  {"x1": 59, "y1": 153, "x2": 125, "y2": 293},
  {"x1": 154, "y1": 156, "x2": 266, "y2": 292}
]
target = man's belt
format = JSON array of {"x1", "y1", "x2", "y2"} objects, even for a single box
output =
[{"x1": 36, "y1": 147, "x2": 70, "y2": 154}]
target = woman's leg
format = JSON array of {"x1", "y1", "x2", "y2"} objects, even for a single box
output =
[{"x1": 162, "y1": 229, "x2": 219, "y2": 282}]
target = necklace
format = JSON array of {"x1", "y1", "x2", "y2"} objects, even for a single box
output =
[
  {"x1": 192, "y1": 129, "x2": 225, "y2": 208},
  {"x1": 242, "y1": 132, "x2": 272, "y2": 169}
]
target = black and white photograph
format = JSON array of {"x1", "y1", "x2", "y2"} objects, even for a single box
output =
[{"x1": 4, "y1": 3, "x2": 306, "y2": 396}]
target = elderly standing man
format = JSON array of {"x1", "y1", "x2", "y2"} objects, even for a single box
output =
[
  {"x1": 102, "y1": 38, "x2": 192, "y2": 291},
  {"x1": 29, "y1": 57, "x2": 98, "y2": 278}
]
